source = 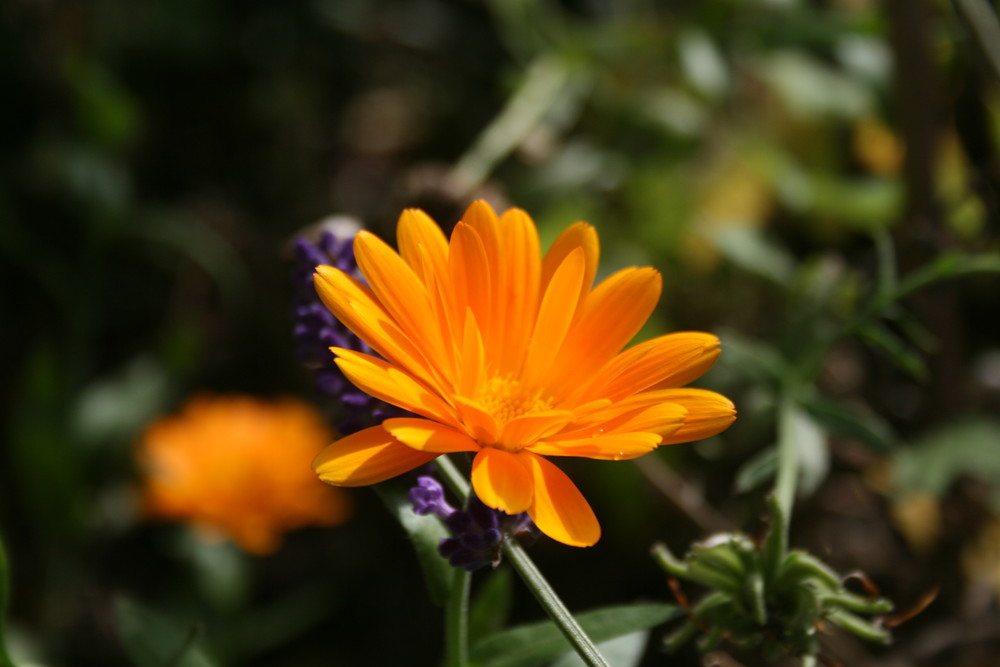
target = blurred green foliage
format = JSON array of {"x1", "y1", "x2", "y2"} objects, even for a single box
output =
[{"x1": 2, "y1": 0, "x2": 1000, "y2": 664}]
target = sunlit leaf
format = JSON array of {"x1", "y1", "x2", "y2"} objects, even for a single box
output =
[
  {"x1": 470, "y1": 603, "x2": 680, "y2": 667},
  {"x1": 72, "y1": 358, "x2": 170, "y2": 448},
  {"x1": 678, "y1": 30, "x2": 729, "y2": 99},
  {"x1": 800, "y1": 396, "x2": 895, "y2": 453},
  {"x1": 755, "y1": 51, "x2": 872, "y2": 119},
  {"x1": 891, "y1": 419, "x2": 1000, "y2": 512},
  {"x1": 792, "y1": 406, "x2": 829, "y2": 496},
  {"x1": 550, "y1": 630, "x2": 650, "y2": 667},
  {"x1": 710, "y1": 226, "x2": 796, "y2": 284}
]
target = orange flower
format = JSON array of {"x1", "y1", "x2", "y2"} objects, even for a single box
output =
[
  {"x1": 313, "y1": 202, "x2": 735, "y2": 546},
  {"x1": 138, "y1": 395, "x2": 353, "y2": 554}
]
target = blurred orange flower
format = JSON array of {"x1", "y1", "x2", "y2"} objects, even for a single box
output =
[
  {"x1": 312, "y1": 201, "x2": 735, "y2": 547},
  {"x1": 138, "y1": 395, "x2": 352, "y2": 554}
]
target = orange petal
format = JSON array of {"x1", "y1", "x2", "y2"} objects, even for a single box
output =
[
  {"x1": 353, "y1": 231, "x2": 451, "y2": 374},
  {"x1": 496, "y1": 208, "x2": 541, "y2": 374},
  {"x1": 472, "y1": 448, "x2": 534, "y2": 514},
  {"x1": 333, "y1": 349, "x2": 458, "y2": 426},
  {"x1": 655, "y1": 389, "x2": 736, "y2": 445},
  {"x1": 499, "y1": 410, "x2": 576, "y2": 451},
  {"x1": 541, "y1": 222, "x2": 599, "y2": 307},
  {"x1": 530, "y1": 432, "x2": 662, "y2": 461},
  {"x1": 558, "y1": 399, "x2": 686, "y2": 438},
  {"x1": 576, "y1": 332, "x2": 722, "y2": 403},
  {"x1": 383, "y1": 418, "x2": 480, "y2": 453},
  {"x1": 314, "y1": 265, "x2": 444, "y2": 390},
  {"x1": 520, "y1": 453, "x2": 600, "y2": 547},
  {"x1": 448, "y1": 222, "x2": 492, "y2": 350},
  {"x1": 397, "y1": 208, "x2": 449, "y2": 287},
  {"x1": 545, "y1": 267, "x2": 662, "y2": 393},
  {"x1": 461, "y1": 201, "x2": 504, "y2": 353},
  {"x1": 452, "y1": 396, "x2": 501, "y2": 445},
  {"x1": 459, "y1": 308, "x2": 486, "y2": 396},
  {"x1": 521, "y1": 248, "x2": 586, "y2": 386},
  {"x1": 314, "y1": 425, "x2": 437, "y2": 486}
]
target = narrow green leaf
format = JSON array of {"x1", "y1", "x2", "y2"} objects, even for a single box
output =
[
  {"x1": 115, "y1": 597, "x2": 218, "y2": 667},
  {"x1": 891, "y1": 419, "x2": 1000, "y2": 508},
  {"x1": 470, "y1": 603, "x2": 681, "y2": 667},
  {"x1": 717, "y1": 332, "x2": 789, "y2": 386},
  {"x1": 734, "y1": 446, "x2": 777, "y2": 494},
  {"x1": 800, "y1": 396, "x2": 895, "y2": 453},
  {"x1": 894, "y1": 251, "x2": 1000, "y2": 299},
  {"x1": 376, "y1": 483, "x2": 453, "y2": 606},
  {"x1": 710, "y1": 226, "x2": 797, "y2": 284},
  {"x1": 857, "y1": 323, "x2": 928, "y2": 380},
  {"x1": 0, "y1": 534, "x2": 13, "y2": 667}
]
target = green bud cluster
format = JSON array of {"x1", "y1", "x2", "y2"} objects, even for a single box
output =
[{"x1": 652, "y1": 498, "x2": 892, "y2": 664}]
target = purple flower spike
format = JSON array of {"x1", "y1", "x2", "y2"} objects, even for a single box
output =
[
  {"x1": 409, "y1": 476, "x2": 457, "y2": 520},
  {"x1": 289, "y1": 218, "x2": 406, "y2": 434},
  {"x1": 409, "y1": 474, "x2": 540, "y2": 571}
]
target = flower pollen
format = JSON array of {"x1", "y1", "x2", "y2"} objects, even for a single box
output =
[{"x1": 477, "y1": 376, "x2": 552, "y2": 434}]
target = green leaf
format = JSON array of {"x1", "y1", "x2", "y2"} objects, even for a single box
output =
[
  {"x1": 710, "y1": 226, "x2": 797, "y2": 284},
  {"x1": 734, "y1": 446, "x2": 777, "y2": 494},
  {"x1": 717, "y1": 332, "x2": 790, "y2": 386},
  {"x1": 115, "y1": 597, "x2": 218, "y2": 667},
  {"x1": 549, "y1": 630, "x2": 651, "y2": 667},
  {"x1": 376, "y1": 483, "x2": 453, "y2": 606},
  {"x1": 789, "y1": 405, "x2": 829, "y2": 497},
  {"x1": 891, "y1": 419, "x2": 1000, "y2": 511},
  {"x1": 895, "y1": 251, "x2": 1000, "y2": 299},
  {"x1": 800, "y1": 396, "x2": 895, "y2": 453},
  {"x1": 0, "y1": 533, "x2": 12, "y2": 667},
  {"x1": 469, "y1": 568, "x2": 514, "y2": 644},
  {"x1": 470, "y1": 603, "x2": 680, "y2": 667},
  {"x1": 857, "y1": 323, "x2": 928, "y2": 380},
  {"x1": 72, "y1": 357, "x2": 170, "y2": 448}
]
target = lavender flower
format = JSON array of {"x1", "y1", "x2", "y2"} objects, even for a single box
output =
[
  {"x1": 290, "y1": 219, "x2": 403, "y2": 434},
  {"x1": 409, "y1": 475, "x2": 539, "y2": 571}
]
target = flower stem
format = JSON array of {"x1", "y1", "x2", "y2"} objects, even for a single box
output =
[
  {"x1": 774, "y1": 394, "x2": 799, "y2": 535},
  {"x1": 502, "y1": 540, "x2": 611, "y2": 667},
  {"x1": 0, "y1": 533, "x2": 14, "y2": 667},
  {"x1": 436, "y1": 455, "x2": 471, "y2": 500},
  {"x1": 436, "y1": 456, "x2": 611, "y2": 667},
  {"x1": 445, "y1": 567, "x2": 471, "y2": 667}
]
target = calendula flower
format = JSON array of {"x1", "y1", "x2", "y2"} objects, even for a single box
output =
[
  {"x1": 138, "y1": 395, "x2": 353, "y2": 554},
  {"x1": 312, "y1": 201, "x2": 735, "y2": 546}
]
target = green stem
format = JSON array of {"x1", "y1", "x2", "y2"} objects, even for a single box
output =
[
  {"x1": 951, "y1": 0, "x2": 1000, "y2": 83},
  {"x1": 448, "y1": 54, "x2": 578, "y2": 195},
  {"x1": 0, "y1": 532, "x2": 14, "y2": 667},
  {"x1": 773, "y1": 394, "x2": 799, "y2": 535},
  {"x1": 436, "y1": 456, "x2": 611, "y2": 667},
  {"x1": 436, "y1": 455, "x2": 472, "y2": 501},
  {"x1": 445, "y1": 568, "x2": 471, "y2": 667},
  {"x1": 502, "y1": 540, "x2": 611, "y2": 667}
]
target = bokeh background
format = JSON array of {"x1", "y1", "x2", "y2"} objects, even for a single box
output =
[{"x1": 3, "y1": 0, "x2": 1000, "y2": 665}]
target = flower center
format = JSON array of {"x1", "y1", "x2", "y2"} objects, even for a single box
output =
[{"x1": 476, "y1": 376, "x2": 552, "y2": 427}]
